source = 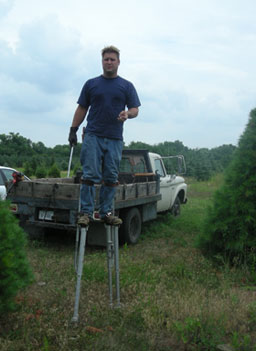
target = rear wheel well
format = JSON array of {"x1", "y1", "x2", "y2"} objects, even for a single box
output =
[{"x1": 119, "y1": 207, "x2": 142, "y2": 245}]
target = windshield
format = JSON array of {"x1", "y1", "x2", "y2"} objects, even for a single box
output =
[{"x1": 154, "y1": 159, "x2": 165, "y2": 177}]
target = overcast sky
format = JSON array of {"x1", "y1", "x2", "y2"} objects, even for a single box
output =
[{"x1": 0, "y1": 0, "x2": 256, "y2": 149}]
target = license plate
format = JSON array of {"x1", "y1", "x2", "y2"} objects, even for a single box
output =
[{"x1": 39, "y1": 210, "x2": 54, "y2": 221}]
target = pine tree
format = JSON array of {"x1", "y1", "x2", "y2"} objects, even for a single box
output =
[
  {"x1": 35, "y1": 165, "x2": 47, "y2": 178},
  {"x1": 23, "y1": 161, "x2": 34, "y2": 178},
  {"x1": 196, "y1": 108, "x2": 256, "y2": 264},
  {"x1": 0, "y1": 201, "x2": 33, "y2": 313},
  {"x1": 48, "y1": 163, "x2": 61, "y2": 178}
]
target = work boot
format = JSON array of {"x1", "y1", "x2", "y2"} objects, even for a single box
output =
[
  {"x1": 102, "y1": 213, "x2": 122, "y2": 226},
  {"x1": 77, "y1": 213, "x2": 90, "y2": 227}
]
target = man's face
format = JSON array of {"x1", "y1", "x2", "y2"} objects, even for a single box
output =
[{"x1": 102, "y1": 52, "x2": 120, "y2": 77}]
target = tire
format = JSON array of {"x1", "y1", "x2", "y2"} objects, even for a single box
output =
[
  {"x1": 172, "y1": 196, "x2": 181, "y2": 217},
  {"x1": 120, "y1": 207, "x2": 142, "y2": 245}
]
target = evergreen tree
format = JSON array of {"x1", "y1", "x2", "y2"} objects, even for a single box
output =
[
  {"x1": 194, "y1": 149, "x2": 212, "y2": 181},
  {"x1": 23, "y1": 161, "x2": 34, "y2": 178},
  {"x1": 0, "y1": 201, "x2": 33, "y2": 313},
  {"x1": 48, "y1": 163, "x2": 61, "y2": 178},
  {"x1": 35, "y1": 166, "x2": 47, "y2": 178},
  {"x1": 196, "y1": 108, "x2": 256, "y2": 264},
  {"x1": 73, "y1": 162, "x2": 82, "y2": 175}
]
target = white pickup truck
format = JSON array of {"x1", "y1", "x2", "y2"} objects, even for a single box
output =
[{"x1": 7, "y1": 149, "x2": 187, "y2": 245}]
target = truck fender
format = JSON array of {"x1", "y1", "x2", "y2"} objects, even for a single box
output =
[{"x1": 171, "y1": 187, "x2": 186, "y2": 208}]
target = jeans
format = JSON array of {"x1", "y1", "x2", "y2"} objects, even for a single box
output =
[{"x1": 80, "y1": 133, "x2": 123, "y2": 218}]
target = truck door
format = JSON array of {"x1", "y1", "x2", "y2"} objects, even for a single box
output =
[{"x1": 154, "y1": 158, "x2": 172, "y2": 212}]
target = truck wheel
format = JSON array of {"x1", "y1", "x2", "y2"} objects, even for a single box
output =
[
  {"x1": 172, "y1": 196, "x2": 181, "y2": 217},
  {"x1": 120, "y1": 208, "x2": 142, "y2": 245}
]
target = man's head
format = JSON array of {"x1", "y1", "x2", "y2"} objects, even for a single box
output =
[
  {"x1": 101, "y1": 45, "x2": 120, "y2": 78},
  {"x1": 102, "y1": 45, "x2": 120, "y2": 60}
]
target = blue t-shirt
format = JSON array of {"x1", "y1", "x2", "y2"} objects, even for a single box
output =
[{"x1": 77, "y1": 75, "x2": 141, "y2": 140}]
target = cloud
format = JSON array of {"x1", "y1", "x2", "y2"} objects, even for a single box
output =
[
  {"x1": 0, "y1": 0, "x2": 14, "y2": 19},
  {"x1": 0, "y1": 0, "x2": 256, "y2": 149},
  {"x1": 0, "y1": 14, "x2": 101, "y2": 122},
  {"x1": 1, "y1": 16, "x2": 88, "y2": 94}
]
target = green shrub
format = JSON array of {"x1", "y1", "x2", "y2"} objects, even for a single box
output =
[
  {"x1": 195, "y1": 164, "x2": 211, "y2": 181},
  {"x1": 23, "y1": 161, "x2": 34, "y2": 178},
  {"x1": 73, "y1": 162, "x2": 82, "y2": 176},
  {"x1": 35, "y1": 165, "x2": 47, "y2": 178},
  {"x1": 196, "y1": 108, "x2": 256, "y2": 264},
  {"x1": 0, "y1": 201, "x2": 33, "y2": 314},
  {"x1": 173, "y1": 315, "x2": 225, "y2": 349},
  {"x1": 48, "y1": 163, "x2": 61, "y2": 178}
]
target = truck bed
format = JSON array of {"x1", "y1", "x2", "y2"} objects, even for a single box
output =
[
  {"x1": 8, "y1": 173, "x2": 160, "y2": 239},
  {"x1": 7, "y1": 149, "x2": 164, "y2": 245},
  {"x1": 8, "y1": 173, "x2": 159, "y2": 208}
]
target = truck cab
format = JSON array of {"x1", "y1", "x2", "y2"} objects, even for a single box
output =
[{"x1": 148, "y1": 152, "x2": 187, "y2": 214}]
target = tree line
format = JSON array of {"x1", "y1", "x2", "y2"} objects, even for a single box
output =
[{"x1": 0, "y1": 132, "x2": 236, "y2": 180}]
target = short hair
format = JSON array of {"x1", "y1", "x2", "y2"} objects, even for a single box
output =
[{"x1": 101, "y1": 45, "x2": 120, "y2": 59}]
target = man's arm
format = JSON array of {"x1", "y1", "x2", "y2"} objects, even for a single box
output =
[
  {"x1": 68, "y1": 105, "x2": 88, "y2": 146},
  {"x1": 118, "y1": 107, "x2": 139, "y2": 122},
  {"x1": 71, "y1": 105, "x2": 88, "y2": 127},
  {"x1": 127, "y1": 107, "x2": 139, "y2": 119}
]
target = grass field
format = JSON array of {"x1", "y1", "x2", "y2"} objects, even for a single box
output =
[{"x1": 1, "y1": 174, "x2": 256, "y2": 350}]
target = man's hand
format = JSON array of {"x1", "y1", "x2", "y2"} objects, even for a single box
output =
[
  {"x1": 118, "y1": 107, "x2": 139, "y2": 122},
  {"x1": 117, "y1": 110, "x2": 129, "y2": 122},
  {"x1": 68, "y1": 127, "x2": 78, "y2": 146}
]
